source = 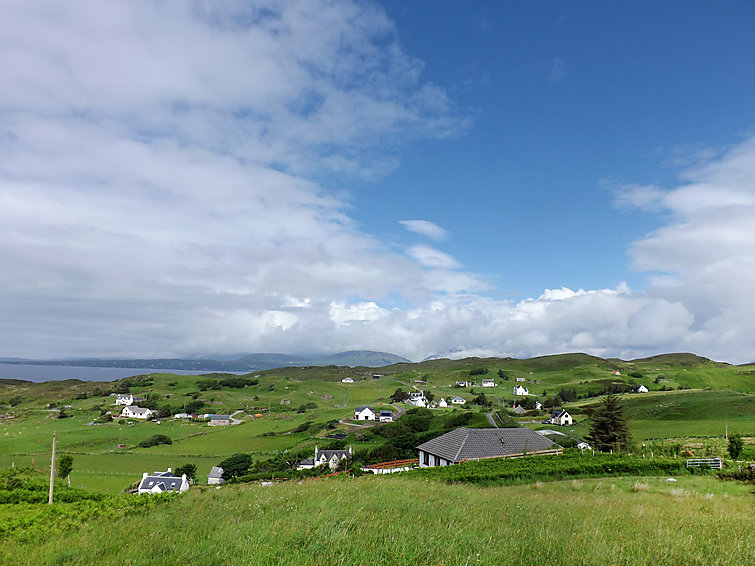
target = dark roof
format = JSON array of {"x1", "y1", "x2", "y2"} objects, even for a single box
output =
[
  {"x1": 354, "y1": 406, "x2": 374, "y2": 412},
  {"x1": 416, "y1": 428, "x2": 558, "y2": 463},
  {"x1": 551, "y1": 409, "x2": 569, "y2": 418},
  {"x1": 316, "y1": 449, "x2": 351, "y2": 460},
  {"x1": 139, "y1": 471, "x2": 184, "y2": 492},
  {"x1": 211, "y1": 415, "x2": 230, "y2": 420},
  {"x1": 379, "y1": 410, "x2": 392, "y2": 417}
]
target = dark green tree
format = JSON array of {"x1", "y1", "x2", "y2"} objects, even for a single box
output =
[
  {"x1": 728, "y1": 434, "x2": 744, "y2": 460},
  {"x1": 174, "y1": 463, "x2": 197, "y2": 481},
  {"x1": 219, "y1": 453, "x2": 253, "y2": 479},
  {"x1": 586, "y1": 394, "x2": 632, "y2": 452},
  {"x1": 57, "y1": 455, "x2": 74, "y2": 479}
]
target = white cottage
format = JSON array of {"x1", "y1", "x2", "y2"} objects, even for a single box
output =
[
  {"x1": 550, "y1": 409, "x2": 573, "y2": 426},
  {"x1": 481, "y1": 379, "x2": 496, "y2": 388},
  {"x1": 115, "y1": 394, "x2": 134, "y2": 406},
  {"x1": 513, "y1": 385, "x2": 529, "y2": 396},
  {"x1": 636, "y1": 385, "x2": 649, "y2": 393},
  {"x1": 438, "y1": 398, "x2": 448, "y2": 408},
  {"x1": 341, "y1": 377, "x2": 354, "y2": 383},
  {"x1": 207, "y1": 466, "x2": 225, "y2": 485},
  {"x1": 137, "y1": 468, "x2": 189, "y2": 494},
  {"x1": 297, "y1": 445, "x2": 352, "y2": 470},
  {"x1": 450, "y1": 395, "x2": 466, "y2": 405},
  {"x1": 121, "y1": 405, "x2": 154, "y2": 420},
  {"x1": 354, "y1": 406, "x2": 376, "y2": 421}
]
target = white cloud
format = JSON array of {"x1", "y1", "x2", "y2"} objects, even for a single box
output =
[
  {"x1": 3, "y1": 1, "x2": 755, "y2": 365},
  {"x1": 399, "y1": 220, "x2": 448, "y2": 240},
  {"x1": 406, "y1": 245, "x2": 461, "y2": 269}
]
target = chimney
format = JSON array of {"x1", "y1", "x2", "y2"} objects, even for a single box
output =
[
  {"x1": 167, "y1": 467, "x2": 172, "y2": 473},
  {"x1": 314, "y1": 444, "x2": 318, "y2": 459},
  {"x1": 348, "y1": 445, "x2": 352, "y2": 454},
  {"x1": 142, "y1": 472, "x2": 148, "y2": 479}
]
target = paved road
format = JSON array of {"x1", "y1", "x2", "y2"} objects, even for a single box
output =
[{"x1": 230, "y1": 409, "x2": 244, "y2": 425}]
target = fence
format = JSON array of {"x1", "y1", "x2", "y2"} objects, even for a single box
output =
[{"x1": 686, "y1": 458, "x2": 723, "y2": 469}]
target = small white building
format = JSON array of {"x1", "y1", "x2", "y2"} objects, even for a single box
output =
[
  {"x1": 207, "y1": 466, "x2": 225, "y2": 485},
  {"x1": 513, "y1": 385, "x2": 529, "y2": 396},
  {"x1": 121, "y1": 405, "x2": 154, "y2": 420},
  {"x1": 341, "y1": 377, "x2": 354, "y2": 383},
  {"x1": 515, "y1": 377, "x2": 526, "y2": 383},
  {"x1": 209, "y1": 415, "x2": 230, "y2": 426},
  {"x1": 636, "y1": 385, "x2": 649, "y2": 393},
  {"x1": 455, "y1": 381, "x2": 473, "y2": 388},
  {"x1": 354, "y1": 406, "x2": 376, "y2": 421},
  {"x1": 115, "y1": 394, "x2": 134, "y2": 406},
  {"x1": 379, "y1": 410, "x2": 393, "y2": 422},
  {"x1": 438, "y1": 398, "x2": 448, "y2": 408},
  {"x1": 137, "y1": 468, "x2": 189, "y2": 494},
  {"x1": 450, "y1": 395, "x2": 466, "y2": 405},
  {"x1": 550, "y1": 409, "x2": 573, "y2": 426},
  {"x1": 534, "y1": 400, "x2": 543, "y2": 410},
  {"x1": 481, "y1": 379, "x2": 496, "y2": 388},
  {"x1": 407, "y1": 391, "x2": 428, "y2": 407}
]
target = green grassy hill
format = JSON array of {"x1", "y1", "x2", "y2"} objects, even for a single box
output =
[
  {"x1": 1, "y1": 473, "x2": 753, "y2": 565},
  {"x1": 0, "y1": 352, "x2": 753, "y2": 494}
]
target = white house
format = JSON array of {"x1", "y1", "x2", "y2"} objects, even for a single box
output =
[
  {"x1": 207, "y1": 466, "x2": 225, "y2": 485},
  {"x1": 121, "y1": 405, "x2": 154, "y2": 420},
  {"x1": 438, "y1": 398, "x2": 448, "y2": 408},
  {"x1": 408, "y1": 391, "x2": 428, "y2": 407},
  {"x1": 354, "y1": 406, "x2": 376, "y2": 421},
  {"x1": 417, "y1": 428, "x2": 562, "y2": 468},
  {"x1": 515, "y1": 377, "x2": 526, "y2": 382},
  {"x1": 636, "y1": 385, "x2": 649, "y2": 393},
  {"x1": 450, "y1": 395, "x2": 466, "y2": 405},
  {"x1": 513, "y1": 385, "x2": 529, "y2": 396},
  {"x1": 577, "y1": 441, "x2": 592, "y2": 450},
  {"x1": 455, "y1": 381, "x2": 473, "y2": 388},
  {"x1": 379, "y1": 410, "x2": 393, "y2": 423},
  {"x1": 297, "y1": 445, "x2": 352, "y2": 470},
  {"x1": 209, "y1": 415, "x2": 230, "y2": 426},
  {"x1": 341, "y1": 377, "x2": 354, "y2": 383},
  {"x1": 481, "y1": 379, "x2": 496, "y2": 388},
  {"x1": 137, "y1": 469, "x2": 189, "y2": 494},
  {"x1": 115, "y1": 394, "x2": 134, "y2": 406},
  {"x1": 550, "y1": 409, "x2": 573, "y2": 426},
  {"x1": 534, "y1": 400, "x2": 543, "y2": 410}
]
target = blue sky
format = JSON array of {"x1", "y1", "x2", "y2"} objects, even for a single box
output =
[
  {"x1": 1, "y1": 1, "x2": 755, "y2": 363},
  {"x1": 358, "y1": 1, "x2": 755, "y2": 299}
]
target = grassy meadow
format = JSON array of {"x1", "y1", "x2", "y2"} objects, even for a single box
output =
[
  {"x1": 0, "y1": 474, "x2": 753, "y2": 565},
  {"x1": 1, "y1": 353, "x2": 754, "y2": 493}
]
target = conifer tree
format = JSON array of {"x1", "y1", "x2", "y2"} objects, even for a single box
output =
[{"x1": 587, "y1": 394, "x2": 631, "y2": 452}]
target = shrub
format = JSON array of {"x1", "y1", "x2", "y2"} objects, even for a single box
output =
[{"x1": 138, "y1": 434, "x2": 173, "y2": 448}]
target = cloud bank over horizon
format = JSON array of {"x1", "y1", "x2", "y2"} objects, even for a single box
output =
[{"x1": 1, "y1": 1, "x2": 754, "y2": 364}]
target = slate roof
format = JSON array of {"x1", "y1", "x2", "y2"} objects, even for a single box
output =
[
  {"x1": 551, "y1": 409, "x2": 570, "y2": 418},
  {"x1": 316, "y1": 449, "x2": 351, "y2": 460},
  {"x1": 416, "y1": 428, "x2": 559, "y2": 463},
  {"x1": 210, "y1": 415, "x2": 230, "y2": 420},
  {"x1": 354, "y1": 406, "x2": 374, "y2": 412},
  {"x1": 208, "y1": 466, "x2": 224, "y2": 479},
  {"x1": 124, "y1": 405, "x2": 152, "y2": 416},
  {"x1": 138, "y1": 471, "x2": 184, "y2": 493},
  {"x1": 379, "y1": 410, "x2": 392, "y2": 417}
]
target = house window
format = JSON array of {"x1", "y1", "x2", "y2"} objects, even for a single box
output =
[{"x1": 422, "y1": 451, "x2": 429, "y2": 466}]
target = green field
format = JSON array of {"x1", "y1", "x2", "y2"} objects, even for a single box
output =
[
  {"x1": 1, "y1": 474, "x2": 753, "y2": 565},
  {"x1": 1, "y1": 353, "x2": 754, "y2": 493}
]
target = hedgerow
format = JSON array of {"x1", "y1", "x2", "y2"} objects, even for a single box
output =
[{"x1": 410, "y1": 450, "x2": 689, "y2": 485}]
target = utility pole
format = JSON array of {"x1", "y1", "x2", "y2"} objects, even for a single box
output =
[{"x1": 48, "y1": 431, "x2": 56, "y2": 505}]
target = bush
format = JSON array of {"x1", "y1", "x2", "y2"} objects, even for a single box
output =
[{"x1": 138, "y1": 434, "x2": 173, "y2": 448}]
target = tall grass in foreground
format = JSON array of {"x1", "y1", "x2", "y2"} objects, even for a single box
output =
[{"x1": 1, "y1": 475, "x2": 753, "y2": 565}]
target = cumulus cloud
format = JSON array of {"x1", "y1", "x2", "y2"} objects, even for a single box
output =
[
  {"x1": 2, "y1": 1, "x2": 755, "y2": 364},
  {"x1": 399, "y1": 220, "x2": 448, "y2": 240}
]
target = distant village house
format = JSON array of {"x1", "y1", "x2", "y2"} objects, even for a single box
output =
[{"x1": 137, "y1": 468, "x2": 189, "y2": 494}]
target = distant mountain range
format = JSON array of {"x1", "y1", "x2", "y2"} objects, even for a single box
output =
[{"x1": 0, "y1": 350, "x2": 411, "y2": 372}]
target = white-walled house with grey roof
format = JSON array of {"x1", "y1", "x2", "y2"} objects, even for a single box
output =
[
  {"x1": 416, "y1": 428, "x2": 562, "y2": 468},
  {"x1": 137, "y1": 469, "x2": 189, "y2": 494}
]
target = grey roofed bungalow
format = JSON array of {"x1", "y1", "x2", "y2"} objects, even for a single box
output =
[{"x1": 416, "y1": 427, "x2": 562, "y2": 467}]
